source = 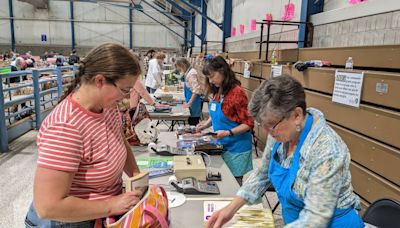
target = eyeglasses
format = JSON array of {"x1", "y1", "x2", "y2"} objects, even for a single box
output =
[
  {"x1": 110, "y1": 81, "x2": 133, "y2": 96},
  {"x1": 268, "y1": 116, "x2": 285, "y2": 132},
  {"x1": 257, "y1": 115, "x2": 286, "y2": 132}
]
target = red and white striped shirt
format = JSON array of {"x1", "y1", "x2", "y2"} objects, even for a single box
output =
[{"x1": 37, "y1": 94, "x2": 127, "y2": 200}]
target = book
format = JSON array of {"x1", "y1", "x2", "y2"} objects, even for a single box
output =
[
  {"x1": 203, "y1": 201, "x2": 275, "y2": 227},
  {"x1": 125, "y1": 172, "x2": 149, "y2": 199}
]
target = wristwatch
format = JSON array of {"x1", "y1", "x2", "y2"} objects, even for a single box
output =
[{"x1": 228, "y1": 129, "x2": 234, "y2": 136}]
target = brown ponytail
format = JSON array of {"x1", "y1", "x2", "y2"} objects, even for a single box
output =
[{"x1": 59, "y1": 43, "x2": 141, "y2": 102}]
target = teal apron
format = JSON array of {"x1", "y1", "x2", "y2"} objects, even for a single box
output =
[
  {"x1": 268, "y1": 113, "x2": 364, "y2": 227},
  {"x1": 209, "y1": 96, "x2": 253, "y2": 176},
  {"x1": 184, "y1": 67, "x2": 202, "y2": 117}
]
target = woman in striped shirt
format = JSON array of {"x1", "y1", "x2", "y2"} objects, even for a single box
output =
[{"x1": 25, "y1": 43, "x2": 144, "y2": 227}]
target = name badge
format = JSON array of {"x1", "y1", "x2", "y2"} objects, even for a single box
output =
[{"x1": 210, "y1": 103, "x2": 217, "y2": 111}]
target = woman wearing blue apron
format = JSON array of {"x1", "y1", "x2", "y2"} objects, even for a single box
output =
[
  {"x1": 206, "y1": 75, "x2": 364, "y2": 228},
  {"x1": 175, "y1": 58, "x2": 202, "y2": 125},
  {"x1": 199, "y1": 56, "x2": 254, "y2": 185}
]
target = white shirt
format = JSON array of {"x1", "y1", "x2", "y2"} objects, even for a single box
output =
[{"x1": 145, "y1": 58, "x2": 162, "y2": 89}]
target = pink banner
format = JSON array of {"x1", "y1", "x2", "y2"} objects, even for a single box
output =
[
  {"x1": 250, "y1": 19, "x2": 257, "y2": 31},
  {"x1": 281, "y1": 3, "x2": 295, "y2": 21},
  {"x1": 349, "y1": 0, "x2": 367, "y2": 4},
  {"x1": 232, "y1": 26, "x2": 236, "y2": 37},
  {"x1": 265, "y1": 13, "x2": 273, "y2": 27},
  {"x1": 239, "y1": 24, "x2": 245, "y2": 35}
]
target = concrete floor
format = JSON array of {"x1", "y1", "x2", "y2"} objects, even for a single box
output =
[{"x1": 0, "y1": 127, "x2": 283, "y2": 228}]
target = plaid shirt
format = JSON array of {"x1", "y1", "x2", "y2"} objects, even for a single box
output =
[{"x1": 143, "y1": 56, "x2": 150, "y2": 75}]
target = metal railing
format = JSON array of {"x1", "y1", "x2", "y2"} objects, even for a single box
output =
[{"x1": 0, "y1": 66, "x2": 76, "y2": 152}]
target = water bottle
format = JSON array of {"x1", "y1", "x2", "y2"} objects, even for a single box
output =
[
  {"x1": 345, "y1": 57, "x2": 353, "y2": 70},
  {"x1": 271, "y1": 50, "x2": 277, "y2": 65}
]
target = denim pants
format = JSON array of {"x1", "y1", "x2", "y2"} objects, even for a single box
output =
[{"x1": 25, "y1": 204, "x2": 96, "y2": 228}]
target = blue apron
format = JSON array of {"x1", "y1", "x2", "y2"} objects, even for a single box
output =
[
  {"x1": 209, "y1": 96, "x2": 252, "y2": 153},
  {"x1": 209, "y1": 96, "x2": 253, "y2": 177},
  {"x1": 184, "y1": 67, "x2": 202, "y2": 118},
  {"x1": 268, "y1": 113, "x2": 364, "y2": 227}
]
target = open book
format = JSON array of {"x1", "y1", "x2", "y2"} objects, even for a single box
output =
[{"x1": 204, "y1": 201, "x2": 275, "y2": 228}]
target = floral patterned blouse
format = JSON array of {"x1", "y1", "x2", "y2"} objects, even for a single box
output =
[
  {"x1": 237, "y1": 108, "x2": 360, "y2": 227},
  {"x1": 213, "y1": 85, "x2": 254, "y2": 129}
]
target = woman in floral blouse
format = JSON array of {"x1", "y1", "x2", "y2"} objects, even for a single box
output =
[
  {"x1": 175, "y1": 58, "x2": 203, "y2": 125},
  {"x1": 198, "y1": 56, "x2": 254, "y2": 185},
  {"x1": 206, "y1": 75, "x2": 364, "y2": 228}
]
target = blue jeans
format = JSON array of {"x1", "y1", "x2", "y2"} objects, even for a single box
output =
[{"x1": 25, "y1": 204, "x2": 96, "y2": 228}]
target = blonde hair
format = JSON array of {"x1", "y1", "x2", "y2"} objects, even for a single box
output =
[{"x1": 155, "y1": 52, "x2": 166, "y2": 60}]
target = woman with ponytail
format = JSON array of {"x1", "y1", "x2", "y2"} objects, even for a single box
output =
[{"x1": 25, "y1": 43, "x2": 144, "y2": 227}]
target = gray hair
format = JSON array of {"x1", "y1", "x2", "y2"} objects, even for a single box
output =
[{"x1": 249, "y1": 75, "x2": 306, "y2": 123}]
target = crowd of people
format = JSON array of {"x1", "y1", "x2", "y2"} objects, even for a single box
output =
[{"x1": 9, "y1": 42, "x2": 364, "y2": 228}]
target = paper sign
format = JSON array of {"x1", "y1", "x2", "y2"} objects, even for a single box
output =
[
  {"x1": 250, "y1": 19, "x2": 257, "y2": 31},
  {"x1": 265, "y1": 13, "x2": 273, "y2": 27},
  {"x1": 232, "y1": 26, "x2": 236, "y2": 37},
  {"x1": 281, "y1": 3, "x2": 295, "y2": 21},
  {"x1": 332, "y1": 70, "x2": 364, "y2": 108},
  {"x1": 41, "y1": 34, "x2": 47, "y2": 42},
  {"x1": 239, "y1": 24, "x2": 245, "y2": 35},
  {"x1": 349, "y1": 0, "x2": 367, "y2": 4},
  {"x1": 271, "y1": 65, "x2": 283, "y2": 77},
  {"x1": 243, "y1": 62, "x2": 250, "y2": 78}
]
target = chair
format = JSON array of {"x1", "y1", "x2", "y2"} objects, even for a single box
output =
[
  {"x1": 363, "y1": 198, "x2": 400, "y2": 228},
  {"x1": 264, "y1": 183, "x2": 280, "y2": 214}
]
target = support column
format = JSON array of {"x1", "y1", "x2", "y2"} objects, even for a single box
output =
[
  {"x1": 298, "y1": 0, "x2": 324, "y2": 48},
  {"x1": 70, "y1": 0, "x2": 76, "y2": 50},
  {"x1": 222, "y1": 0, "x2": 232, "y2": 52},
  {"x1": 8, "y1": 0, "x2": 15, "y2": 51},
  {"x1": 191, "y1": 13, "x2": 195, "y2": 48},
  {"x1": 200, "y1": 0, "x2": 207, "y2": 53},
  {"x1": 129, "y1": 3, "x2": 133, "y2": 49}
]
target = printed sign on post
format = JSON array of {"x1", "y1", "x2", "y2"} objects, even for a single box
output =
[
  {"x1": 243, "y1": 62, "x2": 250, "y2": 78},
  {"x1": 271, "y1": 65, "x2": 283, "y2": 77},
  {"x1": 332, "y1": 70, "x2": 364, "y2": 108},
  {"x1": 41, "y1": 34, "x2": 47, "y2": 42}
]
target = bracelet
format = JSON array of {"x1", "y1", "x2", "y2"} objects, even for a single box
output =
[{"x1": 228, "y1": 129, "x2": 234, "y2": 136}]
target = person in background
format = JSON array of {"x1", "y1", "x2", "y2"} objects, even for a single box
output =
[
  {"x1": 175, "y1": 58, "x2": 202, "y2": 126},
  {"x1": 130, "y1": 80, "x2": 156, "y2": 110},
  {"x1": 143, "y1": 49, "x2": 155, "y2": 77},
  {"x1": 145, "y1": 52, "x2": 165, "y2": 94},
  {"x1": 41, "y1": 51, "x2": 48, "y2": 61},
  {"x1": 55, "y1": 53, "x2": 66, "y2": 66},
  {"x1": 68, "y1": 49, "x2": 80, "y2": 65},
  {"x1": 25, "y1": 43, "x2": 144, "y2": 227},
  {"x1": 197, "y1": 56, "x2": 253, "y2": 185},
  {"x1": 206, "y1": 75, "x2": 364, "y2": 228}
]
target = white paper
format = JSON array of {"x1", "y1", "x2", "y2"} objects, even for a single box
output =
[
  {"x1": 271, "y1": 65, "x2": 283, "y2": 77},
  {"x1": 332, "y1": 70, "x2": 364, "y2": 108},
  {"x1": 210, "y1": 103, "x2": 217, "y2": 111},
  {"x1": 243, "y1": 62, "x2": 250, "y2": 78}
]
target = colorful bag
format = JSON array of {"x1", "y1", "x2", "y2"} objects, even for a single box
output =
[
  {"x1": 105, "y1": 185, "x2": 169, "y2": 228},
  {"x1": 124, "y1": 102, "x2": 151, "y2": 146}
]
